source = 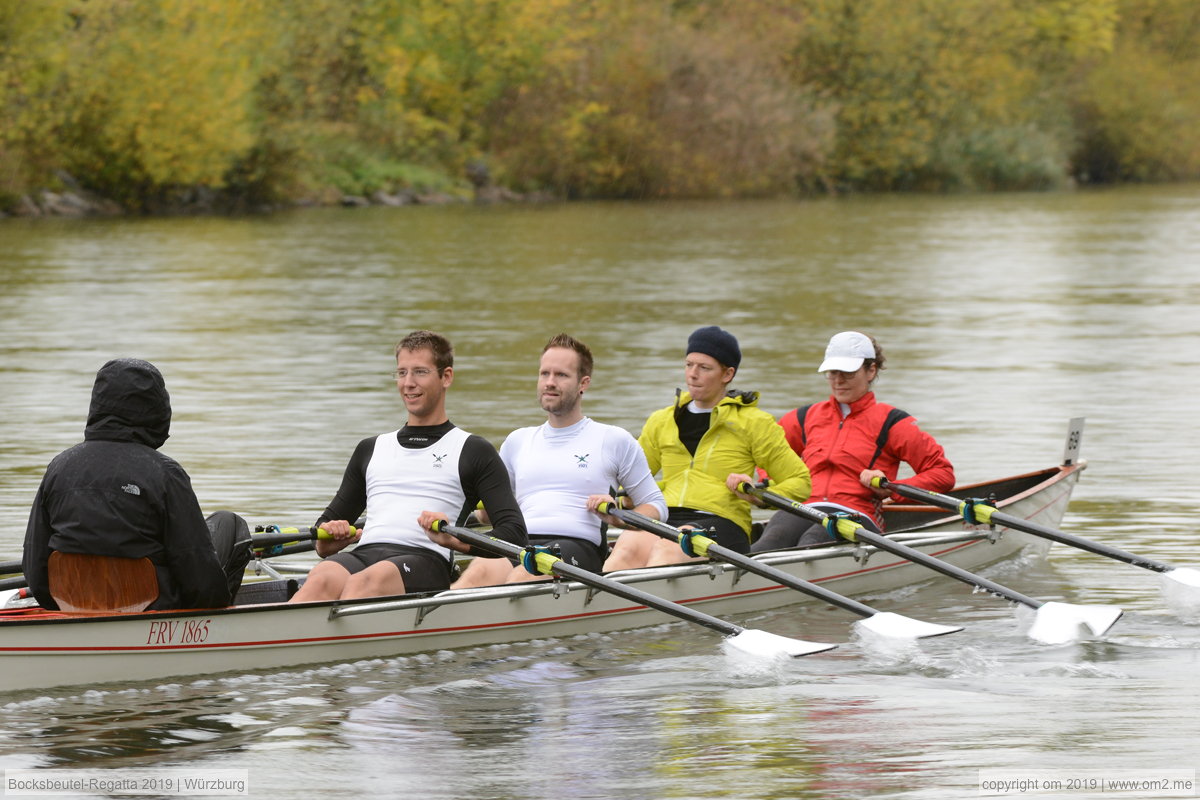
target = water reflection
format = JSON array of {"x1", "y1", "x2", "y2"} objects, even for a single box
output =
[{"x1": 2, "y1": 185, "x2": 1200, "y2": 797}]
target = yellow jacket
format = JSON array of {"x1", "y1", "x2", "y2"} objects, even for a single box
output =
[{"x1": 638, "y1": 390, "x2": 811, "y2": 536}]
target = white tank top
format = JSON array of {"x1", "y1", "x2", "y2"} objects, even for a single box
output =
[{"x1": 361, "y1": 426, "x2": 471, "y2": 558}]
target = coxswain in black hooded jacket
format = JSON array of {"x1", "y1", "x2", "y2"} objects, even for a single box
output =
[{"x1": 23, "y1": 358, "x2": 231, "y2": 611}]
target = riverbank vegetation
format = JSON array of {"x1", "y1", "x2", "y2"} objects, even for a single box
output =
[{"x1": 2, "y1": 0, "x2": 1198, "y2": 214}]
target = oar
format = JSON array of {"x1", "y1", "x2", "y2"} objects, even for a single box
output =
[
  {"x1": 429, "y1": 520, "x2": 837, "y2": 659},
  {"x1": 251, "y1": 525, "x2": 344, "y2": 557},
  {"x1": 0, "y1": 560, "x2": 26, "y2": 590},
  {"x1": 0, "y1": 526, "x2": 338, "y2": 595},
  {"x1": 596, "y1": 503, "x2": 962, "y2": 640},
  {"x1": 0, "y1": 525, "x2": 340, "y2": 592},
  {"x1": 873, "y1": 477, "x2": 1200, "y2": 590},
  {"x1": 738, "y1": 483, "x2": 1123, "y2": 644}
]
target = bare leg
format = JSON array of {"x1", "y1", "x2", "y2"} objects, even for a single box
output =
[
  {"x1": 601, "y1": 529, "x2": 660, "y2": 571},
  {"x1": 450, "y1": 557, "x2": 513, "y2": 589},
  {"x1": 340, "y1": 561, "x2": 407, "y2": 599},
  {"x1": 645, "y1": 537, "x2": 702, "y2": 567},
  {"x1": 504, "y1": 563, "x2": 551, "y2": 584},
  {"x1": 289, "y1": 561, "x2": 352, "y2": 603}
]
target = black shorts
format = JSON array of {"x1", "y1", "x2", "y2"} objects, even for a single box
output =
[
  {"x1": 520, "y1": 536, "x2": 607, "y2": 573},
  {"x1": 484, "y1": 536, "x2": 606, "y2": 574},
  {"x1": 327, "y1": 542, "x2": 454, "y2": 593},
  {"x1": 666, "y1": 508, "x2": 751, "y2": 554}
]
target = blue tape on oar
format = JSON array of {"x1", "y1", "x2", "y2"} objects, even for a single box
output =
[
  {"x1": 960, "y1": 498, "x2": 982, "y2": 525},
  {"x1": 678, "y1": 528, "x2": 701, "y2": 557},
  {"x1": 824, "y1": 513, "x2": 854, "y2": 541},
  {"x1": 823, "y1": 517, "x2": 838, "y2": 540},
  {"x1": 520, "y1": 545, "x2": 553, "y2": 576}
]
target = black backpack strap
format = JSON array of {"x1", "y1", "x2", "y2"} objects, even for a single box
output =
[
  {"x1": 867, "y1": 407, "x2": 910, "y2": 469},
  {"x1": 792, "y1": 404, "x2": 812, "y2": 448}
]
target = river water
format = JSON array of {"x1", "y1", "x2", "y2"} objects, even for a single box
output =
[{"x1": 1, "y1": 185, "x2": 1198, "y2": 799}]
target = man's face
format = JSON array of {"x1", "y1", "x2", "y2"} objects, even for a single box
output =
[
  {"x1": 538, "y1": 347, "x2": 588, "y2": 417},
  {"x1": 394, "y1": 347, "x2": 452, "y2": 422}
]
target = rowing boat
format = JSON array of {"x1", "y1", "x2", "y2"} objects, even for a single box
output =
[{"x1": 0, "y1": 435, "x2": 1086, "y2": 693}]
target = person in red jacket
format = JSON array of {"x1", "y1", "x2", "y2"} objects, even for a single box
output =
[{"x1": 751, "y1": 331, "x2": 955, "y2": 551}]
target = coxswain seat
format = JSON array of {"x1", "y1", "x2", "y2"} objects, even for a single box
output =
[{"x1": 47, "y1": 551, "x2": 160, "y2": 613}]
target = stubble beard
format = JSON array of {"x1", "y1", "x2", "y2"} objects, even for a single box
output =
[{"x1": 540, "y1": 387, "x2": 580, "y2": 418}]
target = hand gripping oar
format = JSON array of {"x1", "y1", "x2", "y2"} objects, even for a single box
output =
[
  {"x1": 251, "y1": 525, "x2": 347, "y2": 556},
  {"x1": 429, "y1": 520, "x2": 836, "y2": 659},
  {"x1": 597, "y1": 503, "x2": 961, "y2": 640},
  {"x1": 738, "y1": 483, "x2": 1123, "y2": 644},
  {"x1": 873, "y1": 477, "x2": 1200, "y2": 591}
]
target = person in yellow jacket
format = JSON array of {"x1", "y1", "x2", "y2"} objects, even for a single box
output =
[{"x1": 603, "y1": 326, "x2": 811, "y2": 569}]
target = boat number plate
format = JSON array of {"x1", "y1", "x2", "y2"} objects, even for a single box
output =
[{"x1": 145, "y1": 618, "x2": 212, "y2": 645}]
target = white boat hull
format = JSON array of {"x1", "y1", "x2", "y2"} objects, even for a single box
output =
[{"x1": 0, "y1": 462, "x2": 1083, "y2": 693}]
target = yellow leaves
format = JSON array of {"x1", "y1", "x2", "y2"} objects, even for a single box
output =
[
  {"x1": 0, "y1": 0, "x2": 73, "y2": 144},
  {"x1": 54, "y1": 0, "x2": 275, "y2": 192},
  {"x1": 3, "y1": 0, "x2": 1198, "y2": 203},
  {"x1": 1019, "y1": 0, "x2": 1119, "y2": 58}
]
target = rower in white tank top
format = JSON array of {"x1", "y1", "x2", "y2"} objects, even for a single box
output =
[{"x1": 362, "y1": 425, "x2": 471, "y2": 559}]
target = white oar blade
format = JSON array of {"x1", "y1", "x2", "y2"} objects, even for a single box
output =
[
  {"x1": 724, "y1": 629, "x2": 837, "y2": 659},
  {"x1": 1027, "y1": 601, "x2": 1123, "y2": 644},
  {"x1": 1163, "y1": 567, "x2": 1200, "y2": 589},
  {"x1": 1159, "y1": 568, "x2": 1200, "y2": 622},
  {"x1": 854, "y1": 611, "x2": 963, "y2": 640}
]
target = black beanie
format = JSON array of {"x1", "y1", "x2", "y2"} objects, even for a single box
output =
[{"x1": 686, "y1": 326, "x2": 741, "y2": 371}]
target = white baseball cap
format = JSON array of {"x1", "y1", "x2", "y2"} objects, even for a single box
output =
[{"x1": 817, "y1": 331, "x2": 875, "y2": 372}]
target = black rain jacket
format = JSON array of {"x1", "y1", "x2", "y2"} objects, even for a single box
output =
[{"x1": 23, "y1": 359, "x2": 230, "y2": 610}]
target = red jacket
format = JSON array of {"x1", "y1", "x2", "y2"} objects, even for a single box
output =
[{"x1": 778, "y1": 392, "x2": 954, "y2": 529}]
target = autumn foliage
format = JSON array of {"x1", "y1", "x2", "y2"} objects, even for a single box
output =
[{"x1": 1, "y1": 0, "x2": 1197, "y2": 210}]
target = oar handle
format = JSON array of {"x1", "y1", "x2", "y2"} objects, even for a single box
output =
[
  {"x1": 742, "y1": 483, "x2": 1044, "y2": 609},
  {"x1": 871, "y1": 477, "x2": 1175, "y2": 574},
  {"x1": 431, "y1": 519, "x2": 746, "y2": 637},
  {"x1": 251, "y1": 526, "x2": 346, "y2": 554},
  {"x1": 736, "y1": 482, "x2": 866, "y2": 542},
  {"x1": 869, "y1": 476, "x2": 1001, "y2": 525},
  {"x1": 598, "y1": 502, "x2": 884, "y2": 619},
  {"x1": 597, "y1": 502, "x2": 715, "y2": 556}
]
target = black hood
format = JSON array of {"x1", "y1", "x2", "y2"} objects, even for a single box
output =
[{"x1": 84, "y1": 358, "x2": 172, "y2": 448}]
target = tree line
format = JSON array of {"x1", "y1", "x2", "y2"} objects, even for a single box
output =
[{"x1": 2, "y1": 0, "x2": 1197, "y2": 213}]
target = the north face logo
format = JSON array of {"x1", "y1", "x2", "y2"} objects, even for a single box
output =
[{"x1": 121, "y1": 484, "x2": 141, "y2": 496}]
